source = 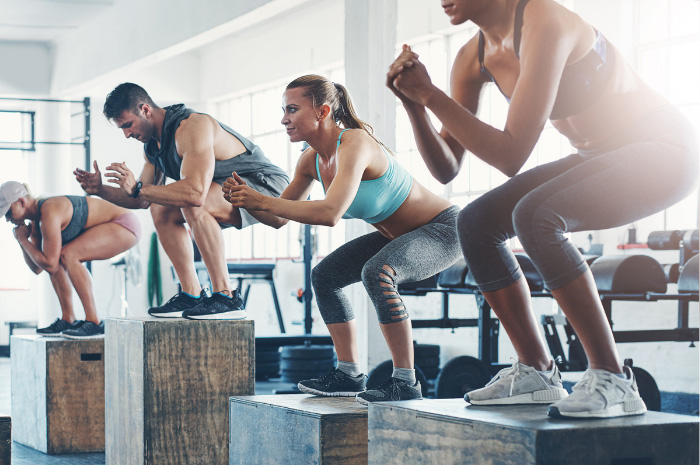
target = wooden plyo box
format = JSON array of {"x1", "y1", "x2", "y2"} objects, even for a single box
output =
[
  {"x1": 229, "y1": 394, "x2": 368, "y2": 465},
  {"x1": 10, "y1": 335, "x2": 104, "y2": 454},
  {"x1": 105, "y1": 317, "x2": 254, "y2": 465},
  {"x1": 368, "y1": 399, "x2": 699, "y2": 465},
  {"x1": 0, "y1": 415, "x2": 10, "y2": 465}
]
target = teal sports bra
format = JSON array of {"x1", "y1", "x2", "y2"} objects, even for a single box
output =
[{"x1": 316, "y1": 129, "x2": 413, "y2": 224}]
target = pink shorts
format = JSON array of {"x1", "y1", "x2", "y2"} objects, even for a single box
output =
[{"x1": 112, "y1": 212, "x2": 142, "y2": 241}]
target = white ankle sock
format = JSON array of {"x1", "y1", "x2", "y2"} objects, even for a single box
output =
[
  {"x1": 336, "y1": 361, "x2": 361, "y2": 377},
  {"x1": 392, "y1": 367, "x2": 416, "y2": 385}
]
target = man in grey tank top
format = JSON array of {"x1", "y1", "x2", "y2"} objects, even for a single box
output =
[{"x1": 74, "y1": 83, "x2": 289, "y2": 320}]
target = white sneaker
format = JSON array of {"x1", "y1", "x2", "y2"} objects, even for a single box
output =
[
  {"x1": 548, "y1": 365, "x2": 647, "y2": 419},
  {"x1": 465, "y1": 359, "x2": 569, "y2": 405}
]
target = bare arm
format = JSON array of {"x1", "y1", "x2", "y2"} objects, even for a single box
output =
[
  {"x1": 17, "y1": 222, "x2": 43, "y2": 274},
  {"x1": 389, "y1": 41, "x2": 484, "y2": 184},
  {"x1": 14, "y1": 204, "x2": 63, "y2": 273},
  {"x1": 392, "y1": 11, "x2": 573, "y2": 177},
  {"x1": 228, "y1": 134, "x2": 371, "y2": 227},
  {"x1": 223, "y1": 161, "x2": 316, "y2": 229},
  {"x1": 129, "y1": 114, "x2": 215, "y2": 208}
]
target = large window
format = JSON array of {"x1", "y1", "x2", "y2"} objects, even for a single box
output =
[
  {"x1": 634, "y1": 0, "x2": 700, "y2": 236},
  {"x1": 213, "y1": 67, "x2": 346, "y2": 260}
]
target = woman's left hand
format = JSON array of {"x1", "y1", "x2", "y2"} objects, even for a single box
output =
[
  {"x1": 389, "y1": 51, "x2": 437, "y2": 106},
  {"x1": 13, "y1": 222, "x2": 31, "y2": 241},
  {"x1": 225, "y1": 172, "x2": 265, "y2": 211}
]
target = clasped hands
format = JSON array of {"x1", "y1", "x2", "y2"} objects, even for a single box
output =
[
  {"x1": 222, "y1": 172, "x2": 265, "y2": 211},
  {"x1": 386, "y1": 44, "x2": 436, "y2": 107}
]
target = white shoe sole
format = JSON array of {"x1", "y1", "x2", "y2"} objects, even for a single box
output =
[
  {"x1": 61, "y1": 333, "x2": 105, "y2": 340},
  {"x1": 468, "y1": 387, "x2": 569, "y2": 405},
  {"x1": 549, "y1": 398, "x2": 647, "y2": 418},
  {"x1": 297, "y1": 384, "x2": 364, "y2": 397},
  {"x1": 185, "y1": 310, "x2": 247, "y2": 320},
  {"x1": 148, "y1": 311, "x2": 184, "y2": 318}
]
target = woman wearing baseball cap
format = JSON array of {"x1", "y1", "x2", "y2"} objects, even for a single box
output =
[{"x1": 2, "y1": 181, "x2": 141, "y2": 338}]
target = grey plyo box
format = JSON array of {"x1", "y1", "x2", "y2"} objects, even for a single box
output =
[
  {"x1": 105, "y1": 317, "x2": 254, "y2": 465},
  {"x1": 229, "y1": 394, "x2": 368, "y2": 465},
  {"x1": 369, "y1": 399, "x2": 699, "y2": 465},
  {"x1": 11, "y1": 335, "x2": 104, "y2": 454}
]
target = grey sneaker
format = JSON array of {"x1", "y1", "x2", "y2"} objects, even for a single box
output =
[
  {"x1": 183, "y1": 290, "x2": 246, "y2": 320},
  {"x1": 298, "y1": 368, "x2": 367, "y2": 397},
  {"x1": 465, "y1": 359, "x2": 568, "y2": 405},
  {"x1": 548, "y1": 365, "x2": 647, "y2": 419},
  {"x1": 36, "y1": 318, "x2": 81, "y2": 336},
  {"x1": 148, "y1": 290, "x2": 207, "y2": 318},
  {"x1": 356, "y1": 377, "x2": 422, "y2": 405}
]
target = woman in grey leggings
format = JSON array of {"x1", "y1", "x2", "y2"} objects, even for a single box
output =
[
  {"x1": 387, "y1": 0, "x2": 698, "y2": 418},
  {"x1": 224, "y1": 74, "x2": 461, "y2": 404}
]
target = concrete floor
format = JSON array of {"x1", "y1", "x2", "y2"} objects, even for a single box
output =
[{"x1": 0, "y1": 356, "x2": 296, "y2": 464}]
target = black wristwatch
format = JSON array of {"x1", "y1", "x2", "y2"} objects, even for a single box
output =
[{"x1": 131, "y1": 181, "x2": 143, "y2": 198}]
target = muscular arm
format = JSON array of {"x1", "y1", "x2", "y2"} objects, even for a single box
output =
[
  {"x1": 98, "y1": 157, "x2": 160, "y2": 209},
  {"x1": 137, "y1": 114, "x2": 215, "y2": 208}
]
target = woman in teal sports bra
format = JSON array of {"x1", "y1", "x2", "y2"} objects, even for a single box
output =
[
  {"x1": 2, "y1": 181, "x2": 141, "y2": 339},
  {"x1": 386, "y1": 0, "x2": 697, "y2": 418},
  {"x1": 224, "y1": 74, "x2": 462, "y2": 404}
]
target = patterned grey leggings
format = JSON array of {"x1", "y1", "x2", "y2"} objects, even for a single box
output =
[{"x1": 312, "y1": 206, "x2": 462, "y2": 324}]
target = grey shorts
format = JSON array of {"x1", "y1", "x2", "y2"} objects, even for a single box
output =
[{"x1": 215, "y1": 172, "x2": 289, "y2": 229}]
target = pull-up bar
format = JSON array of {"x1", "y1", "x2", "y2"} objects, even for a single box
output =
[{"x1": 0, "y1": 96, "x2": 91, "y2": 172}]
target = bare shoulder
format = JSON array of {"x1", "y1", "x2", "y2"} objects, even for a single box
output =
[
  {"x1": 174, "y1": 112, "x2": 217, "y2": 140},
  {"x1": 296, "y1": 146, "x2": 319, "y2": 178},
  {"x1": 338, "y1": 128, "x2": 376, "y2": 153},
  {"x1": 39, "y1": 197, "x2": 70, "y2": 221},
  {"x1": 451, "y1": 33, "x2": 488, "y2": 99},
  {"x1": 521, "y1": 0, "x2": 579, "y2": 40}
]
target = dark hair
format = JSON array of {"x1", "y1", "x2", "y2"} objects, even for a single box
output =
[
  {"x1": 286, "y1": 75, "x2": 391, "y2": 152},
  {"x1": 103, "y1": 83, "x2": 158, "y2": 120}
]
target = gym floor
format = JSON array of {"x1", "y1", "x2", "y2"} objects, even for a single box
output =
[{"x1": 0, "y1": 356, "x2": 296, "y2": 464}]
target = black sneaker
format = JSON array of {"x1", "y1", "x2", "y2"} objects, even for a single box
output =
[
  {"x1": 148, "y1": 290, "x2": 206, "y2": 318},
  {"x1": 36, "y1": 318, "x2": 80, "y2": 336},
  {"x1": 182, "y1": 290, "x2": 246, "y2": 320},
  {"x1": 61, "y1": 321, "x2": 104, "y2": 339},
  {"x1": 298, "y1": 368, "x2": 367, "y2": 397},
  {"x1": 356, "y1": 377, "x2": 422, "y2": 405}
]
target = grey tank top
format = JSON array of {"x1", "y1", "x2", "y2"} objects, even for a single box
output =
[
  {"x1": 37, "y1": 195, "x2": 88, "y2": 244},
  {"x1": 144, "y1": 104, "x2": 288, "y2": 182}
]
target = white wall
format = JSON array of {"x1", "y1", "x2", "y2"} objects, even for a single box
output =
[{"x1": 0, "y1": 42, "x2": 51, "y2": 95}]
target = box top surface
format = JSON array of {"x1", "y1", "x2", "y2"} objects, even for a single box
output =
[
  {"x1": 231, "y1": 394, "x2": 367, "y2": 418},
  {"x1": 371, "y1": 399, "x2": 699, "y2": 431},
  {"x1": 104, "y1": 316, "x2": 253, "y2": 326},
  {"x1": 10, "y1": 334, "x2": 103, "y2": 345}
]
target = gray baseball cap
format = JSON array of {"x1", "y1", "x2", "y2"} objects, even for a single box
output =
[{"x1": 0, "y1": 181, "x2": 28, "y2": 217}]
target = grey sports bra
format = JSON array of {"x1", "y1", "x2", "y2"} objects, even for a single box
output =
[{"x1": 478, "y1": 0, "x2": 615, "y2": 120}]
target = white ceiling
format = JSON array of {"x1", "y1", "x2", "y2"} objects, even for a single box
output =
[{"x1": 0, "y1": 0, "x2": 115, "y2": 42}]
